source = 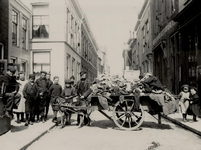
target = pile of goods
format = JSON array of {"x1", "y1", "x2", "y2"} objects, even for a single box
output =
[{"x1": 88, "y1": 73, "x2": 179, "y2": 115}]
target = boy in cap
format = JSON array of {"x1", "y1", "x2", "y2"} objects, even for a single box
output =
[
  {"x1": 60, "y1": 79, "x2": 76, "y2": 127},
  {"x1": 49, "y1": 76, "x2": 62, "y2": 123},
  {"x1": 23, "y1": 74, "x2": 39, "y2": 126}
]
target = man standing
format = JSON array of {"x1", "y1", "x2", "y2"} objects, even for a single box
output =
[
  {"x1": 35, "y1": 71, "x2": 49, "y2": 122},
  {"x1": 75, "y1": 71, "x2": 91, "y2": 125},
  {"x1": 45, "y1": 73, "x2": 53, "y2": 120},
  {"x1": 0, "y1": 66, "x2": 21, "y2": 118}
]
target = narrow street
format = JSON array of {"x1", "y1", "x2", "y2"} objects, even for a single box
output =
[{"x1": 27, "y1": 111, "x2": 201, "y2": 150}]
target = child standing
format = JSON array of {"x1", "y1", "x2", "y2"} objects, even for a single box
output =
[
  {"x1": 23, "y1": 74, "x2": 38, "y2": 126},
  {"x1": 179, "y1": 84, "x2": 190, "y2": 122},
  {"x1": 60, "y1": 79, "x2": 76, "y2": 128},
  {"x1": 13, "y1": 72, "x2": 26, "y2": 123},
  {"x1": 49, "y1": 76, "x2": 62, "y2": 123},
  {"x1": 187, "y1": 87, "x2": 200, "y2": 122}
]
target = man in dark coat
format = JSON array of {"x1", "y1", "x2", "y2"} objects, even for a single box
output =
[
  {"x1": 75, "y1": 71, "x2": 91, "y2": 125},
  {"x1": 35, "y1": 71, "x2": 49, "y2": 122},
  {"x1": 0, "y1": 66, "x2": 21, "y2": 117},
  {"x1": 45, "y1": 73, "x2": 53, "y2": 120}
]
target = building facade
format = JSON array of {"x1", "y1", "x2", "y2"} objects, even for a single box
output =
[
  {"x1": 30, "y1": 0, "x2": 83, "y2": 86},
  {"x1": 0, "y1": 0, "x2": 9, "y2": 75},
  {"x1": 9, "y1": 0, "x2": 32, "y2": 79},
  {"x1": 134, "y1": 0, "x2": 153, "y2": 75},
  {"x1": 173, "y1": 0, "x2": 201, "y2": 90},
  {"x1": 81, "y1": 14, "x2": 98, "y2": 81},
  {"x1": 152, "y1": 0, "x2": 179, "y2": 93},
  {"x1": 0, "y1": 0, "x2": 31, "y2": 77}
]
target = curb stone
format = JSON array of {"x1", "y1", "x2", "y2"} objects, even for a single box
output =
[{"x1": 161, "y1": 114, "x2": 201, "y2": 136}]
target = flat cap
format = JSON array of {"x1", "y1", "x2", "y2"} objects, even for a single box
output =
[
  {"x1": 18, "y1": 71, "x2": 25, "y2": 75},
  {"x1": 40, "y1": 71, "x2": 47, "y2": 74},
  {"x1": 80, "y1": 71, "x2": 87, "y2": 76},
  {"x1": 29, "y1": 74, "x2": 35, "y2": 79},
  {"x1": 190, "y1": 86, "x2": 198, "y2": 92},
  {"x1": 65, "y1": 79, "x2": 72, "y2": 84},
  {"x1": 181, "y1": 84, "x2": 189, "y2": 89},
  {"x1": 8, "y1": 66, "x2": 16, "y2": 72}
]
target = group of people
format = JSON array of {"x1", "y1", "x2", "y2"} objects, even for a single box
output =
[
  {"x1": 1, "y1": 65, "x2": 91, "y2": 128},
  {"x1": 179, "y1": 84, "x2": 200, "y2": 122}
]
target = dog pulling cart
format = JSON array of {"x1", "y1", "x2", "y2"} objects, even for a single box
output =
[{"x1": 54, "y1": 93, "x2": 165, "y2": 131}]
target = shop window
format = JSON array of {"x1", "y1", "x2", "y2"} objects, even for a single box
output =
[
  {"x1": 33, "y1": 52, "x2": 50, "y2": 73},
  {"x1": 22, "y1": 18, "x2": 27, "y2": 49},
  {"x1": 32, "y1": 5, "x2": 49, "y2": 38},
  {"x1": 12, "y1": 10, "x2": 18, "y2": 45}
]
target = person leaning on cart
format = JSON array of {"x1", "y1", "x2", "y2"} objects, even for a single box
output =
[
  {"x1": 0, "y1": 66, "x2": 21, "y2": 118},
  {"x1": 75, "y1": 71, "x2": 92, "y2": 126}
]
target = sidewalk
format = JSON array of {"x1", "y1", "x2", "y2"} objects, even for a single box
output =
[
  {"x1": 0, "y1": 110, "x2": 55, "y2": 150},
  {"x1": 163, "y1": 112, "x2": 201, "y2": 136}
]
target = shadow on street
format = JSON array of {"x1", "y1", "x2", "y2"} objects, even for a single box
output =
[{"x1": 141, "y1": 121, "x2": 173, "y2": 130}]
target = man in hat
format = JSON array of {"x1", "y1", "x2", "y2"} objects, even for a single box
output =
[
  {"x1": 45, "y1": 73, "x2": 53, "y2": 120},
  {"x1": 75, "y1": 71, "x2": 92, "y2": 125},
  {"x1": 35, "y1": 71, "x2": 49, "y2": 122},
  {"x1": 0, "y1": 66, "x2": 21, "y2": 117}
]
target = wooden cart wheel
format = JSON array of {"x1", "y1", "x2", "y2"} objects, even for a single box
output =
[{"x1": 112, "y1": 99, "x2": 144, "y2": 131}]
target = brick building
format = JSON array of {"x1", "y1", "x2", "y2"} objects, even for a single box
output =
[
  {"x1": 9, "y1": 0, "x2": 32, "y2": 79},
  {"x1": 173, "y1": 0, "x2": 201, "y2": 90},
  {"x1": 134, "y1": 0, "x2": 153, "y2": 75},
  {"x1": 81, "y1": 14, "x2": 98, "y2": 81},
  {"x1": 152, "y1": 0, "x2": 179, "y2": 93},
  {"x1": 0, "y1": 0, "x2": 31, "y2": 78},
  {"x1": 0, "y1": 0, "x2": 9, "y2": 61}
]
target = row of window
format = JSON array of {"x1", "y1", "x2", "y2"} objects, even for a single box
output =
[
  {"x1": 81, "y1": 34, "x2": 97, "y2": 68},
  {"x1": 66, "y1": 54, "x2": 80, "y2": 81},
  {"x1": 12, "y1": 10, "x2": 27, "y2": 49}
]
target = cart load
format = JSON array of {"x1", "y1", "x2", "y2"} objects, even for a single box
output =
[{"x1": 54, "y1": 73, "x2": 179, "y2": 131}]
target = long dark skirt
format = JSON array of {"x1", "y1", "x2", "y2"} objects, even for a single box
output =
[{"x1": 187, "y1": 103, "x2": 201, "y2": 116}]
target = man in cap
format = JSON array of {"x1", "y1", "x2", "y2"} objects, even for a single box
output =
[
  {"x1": 0, "y1": 66, "x2": 21, "y2": 118},
  {"x1": 45, "y1": 73, "x2": 53, "y2": 120},
  {"x1": 75, "y1": 71, "x2": 92, "y2": 125},
  {"x1": 35, "y1": 71, "x2": 49, "y2": 122}
]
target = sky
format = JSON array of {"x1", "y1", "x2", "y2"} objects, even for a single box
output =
[
  {"x1": 77, "y1": 0, "x2": 144, "y2": 75},
  {"x1": 21, "y1": 0, "x2": 144, "y2": 75}
]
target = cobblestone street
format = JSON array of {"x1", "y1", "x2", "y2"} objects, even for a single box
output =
[{"x1": 26, "y1": 111, "x2": 201, "y2": 150}]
